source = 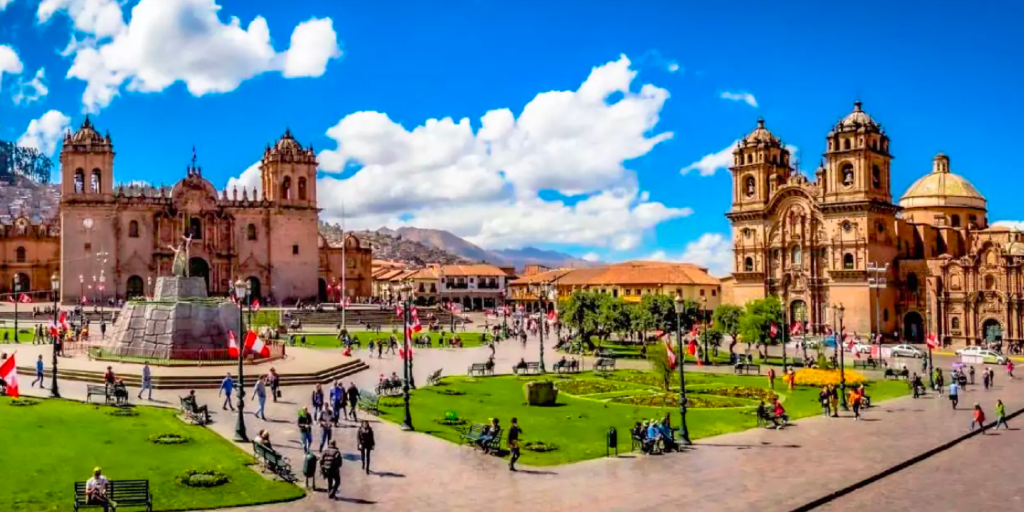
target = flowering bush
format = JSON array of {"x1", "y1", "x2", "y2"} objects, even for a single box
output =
[{"x1": 793, "y1": 369, "x2": 867, "y2": 387}]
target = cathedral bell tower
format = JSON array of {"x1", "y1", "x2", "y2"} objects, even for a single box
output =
[
  {"x1": 729, "y1": 118, "x2": 792, "y2": 213},
  {"x1": 261, "y1": 129, "x2": 318, "y2": 208},
  {"x1": 59, "y1": 116, "x2": 115, "y2": 201},
  {"x1": 821, "y1": 101, "x2": 893, "y2": 204}
]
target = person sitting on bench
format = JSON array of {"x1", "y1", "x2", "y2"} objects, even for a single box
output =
[
  {"x1": 476, "y1": 418, "x2": 500, "y2": 453},
  {"x1": 113, "y1": 380, "x2": 129, "y2": 404},
  {"x1": 515, "y1": 358, "x2": 527, "y2": 373},
  {"x1": 86, "y1": 467, "x2": 114, "y2": 511},
  {"x1": 757, "y1": 401, "x2": 780, "y2": 428},
  {"x1": 184, "y1": 390, "x2": 210, "y2": 423}
]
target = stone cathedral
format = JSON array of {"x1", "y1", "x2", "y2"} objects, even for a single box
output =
[{"x1": 726, "y1": 102, "x2": 1024, "y2": 348}]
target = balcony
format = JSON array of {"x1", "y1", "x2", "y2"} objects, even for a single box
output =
[
  {"x1": 478, "y1": 283, "x2": 500, "y2": 290},
  {"x1": 448, "y1": 283, "x2": 469, "y2": 290}
]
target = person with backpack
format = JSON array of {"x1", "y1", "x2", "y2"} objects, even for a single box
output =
[{"x1": 320, "y1": 440, "x2": 342, "y2": 499}]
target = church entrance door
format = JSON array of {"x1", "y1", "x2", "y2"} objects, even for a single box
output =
[
  {"x1": 188, "y1": 257, "x2": 210, "y2": 293},
  {"x1": 903, "y1": 311, "x2": 924, "y2": 343},
  {"x1": 983, "y1": 319, "x2": 1003, "y2": 347}
]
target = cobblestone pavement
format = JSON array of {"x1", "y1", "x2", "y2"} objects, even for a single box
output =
[{"x1": 14, "y1": 334, "x2": 1024, "y2": 512}]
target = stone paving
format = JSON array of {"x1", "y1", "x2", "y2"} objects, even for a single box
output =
[{"x1": 14, "y1": 332, "x2": 1024, "y2": 512}]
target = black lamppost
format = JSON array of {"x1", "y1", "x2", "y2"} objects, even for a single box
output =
[
  {"x1": 701, "y1": 295, "x2": 710, "y2": 364},
  {"x1": 232, "y1": 277, "x2": 250, "y2": 442},
  {"x1": 834, "y1": 303, "x2": 848, "y2": 410},
  {"x1": 536, "y1": 283, "x2": 552, "y2": 373},
  {"x1": 50, "y1": 272, "x2": 60, "y2": 398},
  {"x1": 500, "y1": 291, "x2": 508, "y2": 340},
  {"x1": 673, "y1": 292, "x2": 692, "y2": 445},
  {"x1": 399, "y1": 281, "x2": 415, "y2": 431},
  {"x1": 13, "y1": 273, "x2": 20, "y2": 343}
]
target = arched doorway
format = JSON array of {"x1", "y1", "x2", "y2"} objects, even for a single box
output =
[
  {"x1": 13, "y1": 273, "x2": 30, "y2": 294},
  {"x1": 790, "y1": 299, "x2": 808, "y2": 323},
  {"x1": 126, "y1": 275, "x2": 144, "y2": 299},
  {"x1": 903, "y1": 311, "x2": 924, "y2": 343},
  {"x1": 982, "y1": 319, "x2": 1003, "y2": 346},
  {"x1": 188, "y1": 257, "x2": 210, "y2": 291},
  {"x1": 247, "y1": 277, "x2": 261, "y2": 304},
  {"x1": 317, "y1": 278, "x2": 328, "y2": 303}
]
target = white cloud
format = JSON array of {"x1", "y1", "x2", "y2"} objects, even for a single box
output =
[
  {"x1": 17, "y1": 110, "x2": 72, "y2": 156},
  {"x1": 224, "y1": 161, "x2": 262, "y2": 196},
  {"x1": 268, "y1": 55, "x2": 688, "y2": 250},
  {"x1": 681, "y1": 140, "x2": 738, "y2": 177},
  {"x1": 41, "y1": 0, "x2": 342, "y2": 112},
  {"x1": 666, "y1": 62, "x2": 680, "y2": 73},
  {"x1": 720, "y1": 91, "x2": 758, "y2": 108},
  {"x1": 646, "y1": 233, "x2": 733, "y2": 277},
  {"x1": 992, "y1": 221, "x2": 1024, "y2": 231},
  {"x1": 0, "y1": 44, "x2": 24, "y2": 87},
  {"x1": 13, "y1": 68, "x2": 49, "y2": 105},
  {"x1": 581, "y1": 252, "x2": 601, "y2": 262},
  {"x1": 0, "y1": 0, "x2": 15, "y2": 11}
]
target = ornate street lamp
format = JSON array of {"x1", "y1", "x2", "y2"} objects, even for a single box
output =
[
  {"x1": 399, "y1": 280, "x2": 415, "y2": 431},
  {"x1": 834, "y1": 303, "x2": 848, "y2": 410},
  {"x1": 535, "y1": 283, "x2": 552, "y2": 373},
  {"x1": 867, "y1": 262, "x2": 888, "y2": 362},
  {"x1": 701, "y1": 295, "x2": 710, "y2": 364},
  {"x1": 674, "y1": 292, "x2": 693, "y2": 445},
  {"x1": 232, "y1": 277, "x2": 249, "y2": 442},
  {"x1": 50, "y1": 272, "x2": 60, "y2": 398},
  {"x1": 13, "y1": 273, "x2": 20, "y2": 343}
]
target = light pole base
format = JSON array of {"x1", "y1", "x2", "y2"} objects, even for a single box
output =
[{"x1": 400, "y1": 422, "x2": 414, "y2": 431}]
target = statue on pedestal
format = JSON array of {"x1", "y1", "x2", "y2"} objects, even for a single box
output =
[{"x1": 168, "y1": 234, "x2": 193, "y2": 277}]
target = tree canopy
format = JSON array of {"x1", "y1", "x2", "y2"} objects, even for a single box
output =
[{"x1": 737, "y1": 296, "x2": 784, "y2": 345}]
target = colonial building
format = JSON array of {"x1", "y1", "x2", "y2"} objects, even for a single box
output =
[
  {"x1": 372, "y1": 262, "x2": 512, "y2": 309},
  {"x1": 726, "y1": 101, "x2": 1019, "y2": 347},
  {"x1": 51, "y1": 117, "x2": 370, "y2": 303}
]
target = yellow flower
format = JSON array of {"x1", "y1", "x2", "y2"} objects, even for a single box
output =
[{"x1": 793, "y1": 368, "x2": 867, "y2": 387}]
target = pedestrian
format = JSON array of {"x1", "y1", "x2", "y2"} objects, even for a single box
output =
[
  {"x1": 318, "y1": 404, "x2": 334, "y2": 452},
  {"x1": 377, "y1": 339, "x2": 384, "y2": 358},
  {"x1": 137, "y1": 362, "x2": 153, "y2": 400},
  {"x1": 508, "y1": 417, "x2": 522, "y2": 471},
  {"x1": 367, "y1": 339, "x2": 375, "y2": 357},
  {"x1": 829, "y1": 385, "x2": 839, "y2": 417},
  {"x1": 251, "y1": 375, "x2": 267, "y2": 420},
  {"x1": 32, "y1": 355, "x2": 44, "y2": 388},
  {"x1": 311, "y1": 384, "x2": 325, "y2": 422},
  {"x1": 935, "y1": 369, "x2": 944, "y2": 395},
  {"x1": 219, "y1": 372, "x2": 235, "y2": 411},
  {"x1": 320, "y1": 440, "x2": 342, "y2": 499},
  {"x1": 346, "y1": 383, "x2": 360, "y2": 421},
  {"x1": 331, "y1": 381, "x2": 345, "y2": 426},
  {"x1": 1007, "y1": 360, "x2": 1015, "y2": 378},
  {"x1": 949, "y1": 379, "x2": 959, "y2": 409},
  {"x1": 298, "y1": 406, "x2": 313, "y2": 453},
  {"x1": 357, "y1": 420, "x2": 375, "y2": 474},
  {"x1": 819, "y1": 386, "x2": 831, "y2": 417},
  {"x1": 767, "y1": 367, "x2": 776, "y2": 390},
  {"x1": 995, "y1": 399, "x2": 1009, "y2": 429},
  {"x1": 786, "y1": 369, "x2": 795, "y2": 391},
  {"x1": 849, "y1": 387, "x2": 862, "y2": 420},
  {"x1": 983, "y1": 370, "x2": 991, "y2": 390},
  {"x1": 269, "y1": 367, "x2": 280, "y2": 402},
  {"x1": 989, "y1": 367, "x2": 996, "y2": 387},
  {"x1": 970, "y1": 403, "x2": 987, "y2": 434},
  {"x1": 969, "y1": 365, "x2": 976, "y2": 385}
]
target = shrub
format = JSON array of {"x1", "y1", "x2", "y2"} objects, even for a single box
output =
[
  {"x1": 522, "y1": 441, "x2": 559, "y2": 452},
  {"x1": 150, "y1": 433, "x2": 190, "y2": 445},
  {"x1": 177, "y1": 469, "x2": 229, "y2": 488},
  {"x1": 106, "y1": 408, "x2": 139, "y2": 417},
  {"x1": 434, "y1": 388, "x2": 465, "y2": 396},
  {"x1": 524, "y1": 381, "x2": 558, "y2": 406},
  {"x1": 693, "y1": 386, "x2": 778, "y2": 402},
  {"x1": 9, "y1": 398, "x2": 39, "y2": 407},
  {"x1": 794, "y1": 368, "x2": 867, "y2": 387},
  {"x1": 608, "y1": 393, "x2": 751, "y2": 409}
]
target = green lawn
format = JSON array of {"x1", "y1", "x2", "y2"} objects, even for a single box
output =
[
  {"x1": 0, "y1": 398, "x2": 304, "y2": 512},
  {"x1": 296, "y1": 331, "x2": 487, "y2": 349},
  {"x1": 0, "y1": 326, "x2": 37, "y2": 343},
  {"x1": 377, "y1": 370, "x2": 909, "y2": 466}
]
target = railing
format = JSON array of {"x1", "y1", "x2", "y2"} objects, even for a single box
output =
[
  {"x1": 64, "y1": 341, "x2": 286, "y2": 365},
  {"x1": 447, "y1": 283, "x2": 469, "y2": 290}
]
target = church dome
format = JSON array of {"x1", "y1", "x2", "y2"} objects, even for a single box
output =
[
  {"x1": 274, "y1": 129, "x2": 304, "y2": 153},
  {"x1": 833, "y1": 101, "x2": 882, "y2": 133},
  {"x1": 898, "y1": 153, "x2": 986, "y2": 210},
  {"x1": 69, "y1": 116, "x2": 107, "y2": 145},
  {"x1": 739, "y1": 118, "x2": 781, "y2": 147}
]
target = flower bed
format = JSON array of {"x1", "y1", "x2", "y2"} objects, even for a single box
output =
[
  {"x1": 150, "y1": 433, "x2": 190, "y2": 445},
  {"x1": 522, "y1": 441, "x2": 559, "y2": 452},
  {"x1": 176, "y1": 469, "x2": 229, "y2": 488},
  {"x1": 608, "y1": 393, "x2": 753, "y2": 409},
  {"x1": 794, "y1": 369, "x2": 867, "y2": 387},
  {"x1": 555, "y1": 379, "x2": 641, "y2": 396},
  {"x1": 9, "y1": 399, "x2": 39, "y2": 407},
  {"x1": 106, "y1": 408, "x2": 139, "y2": 417},
  {"x1": 691, "y1": 386, "x2": 778, "y2": 402}
]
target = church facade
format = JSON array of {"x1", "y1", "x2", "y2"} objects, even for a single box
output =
[
  {"x1": 50, "y1": 118, "x2": 370, "y2": 304},
  {"x1": 726, "y1": 102, "x2": 1022, "y2": 347}
]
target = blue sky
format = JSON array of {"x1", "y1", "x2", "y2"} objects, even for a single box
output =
[{"x1": 2, "y1": 0, "x2": 1023, "y2": 275}]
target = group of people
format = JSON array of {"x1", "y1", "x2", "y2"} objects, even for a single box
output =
[{"x1": 632, "y1": 415, "x2": 680, "y2": 453}]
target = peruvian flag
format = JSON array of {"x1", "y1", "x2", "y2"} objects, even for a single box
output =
[
  {"x1": 18, "y1": 293, "x2": 32, "y2": 304},
  {"x1": 48, "y1": 320, "x2": 59, "y2": 338},
  {"x1": 769, "y1": 322, "x2": 779, "y2": 338},
  {"x1": 341, "y1": 296, "x2": 351, "y2": 308},
  {"x1": 227, "y1": 331, "x2": 240, "y2": 358},
  {"x1": 790, "y1": 322, "x2": 802, "y2": 336},
  {"x1": 395, "y1": 305, "x2": 403, "y2": 317},
  {"x1": 251, "y1": 299, "x2": 261, "y2": 312},
  {"x1": 926, "y1": 332, "x2": 939, "y2": 349},
  {"x1": 411, "y1": 308, "x2": 422, "y2": 333},
  {"x1": 663, "y1": 337, "x2": 677, "y2": 369},
  {"x1": 503, "y1": 305, "x2": 511, "y2": 316},
  {"x1": 0, "y1": 354, "x2": 19, "y2": 398},
  {"x1": 244, "y1": 330, "x2": 269, "y2": 358},
  {"x1": 4, "y1": 295, "x2": 13, "y2": 303},
  {"x1": 546, "y1": 309, "x2": 558, "y2": 323},
  {"x1": 58, "y1": 311, "x2": 69, "y2": 331}
]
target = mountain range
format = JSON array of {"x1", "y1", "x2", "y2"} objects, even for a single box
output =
[{"x1": 379, "y1": 227, "x2": 595, "y2": 270}]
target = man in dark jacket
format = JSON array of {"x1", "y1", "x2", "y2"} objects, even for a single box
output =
[
  {"x1": 346, "y1": 383, "x2": 360, "y2": 421},
  {"x1": 320, "y1": 440, "x2": 342, "y2": 499}
]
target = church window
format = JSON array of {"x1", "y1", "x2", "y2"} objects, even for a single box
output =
[
  {"x1": 281, "y1": 177, "x2": 292, "y2": 200},
  {"x1": 872, "y1": 165, "x2": 881, "y2": 189},
  {"x1": 746, "y1": 154, "x2": 752, "y2": 164},
  {"x1": 293, "y1": 244, "x2": 299, "y2": 255},
  {"x1": 298, "y1": 177, "x2": 307, "y2": 201},
  {"x1": 952, "y1": 317, "x2": 960, "y2": 330},
  {"x1": 951, "y1": 214, "x2": 961, "y2": 227},
  {"x1": 985, "y1": 274, "x2": 996, "y2": 290},
  {"x1": 907, "y1": 273, "x2": 919, "y2": 293},
  {"x1": 128, "y1": 220, "x2": 139, "y2": 238},
  {"x1": 842, "y1": 221, "x2": 852, "y2": 232},
  {"x1": 744, "y1": 257, "x2": 753, "y2": 272},
  {"x1": 841, "y1": 164, "x2": 854, "y2": 187},
  {"x1": 247, "y1": 223, "x2": 257, "y2": 241},
  {"x1": 189, "y1": 217, "x2": 202, "y2": 240},
  {"x1": 743, "y1": 228, "x2": 752, "y2": 239},
  {"x1": 91, "y1": 169, "x2": 102, "y2": 193},
  {"x1": 15, "y1": 246, "x2": 25, "y2": 263},
  {"x1": 843, "y1": 139, "x2": 851, "y2": 150},
  {"x1": 792, "y1": 246, "x2": 802, "y2": 265},
  {"x1": 883, "y1": 309, "x2": 889, "y2": 322},
  {"x1": 74, "y1": 169, "x2": 85, "y2": 193},
  {"x1": 745, "y1": 176, "x2": 755, "y2": 197},
  {"x1": 877, "y1": 222, "x2": 885, "y2": 234},
  {"x1": 969, "y1": 214, "x2": 977, "y2": 227},
  {"x1": 843, "y1": 253, "x2": 854, "y2": 270}
]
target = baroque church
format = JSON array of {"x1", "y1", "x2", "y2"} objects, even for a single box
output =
[
  {"x1": 19, "y1": 118, "x2": 373, "y2": 304},
  {"x1": 726, "y1": 102, "x2": 1022, "y2": 347}
]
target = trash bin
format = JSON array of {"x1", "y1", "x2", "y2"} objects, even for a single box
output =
[
  {"x1": 302, "y1": 452, "x2": 318, "y2": 489},
  {"x1": 606, "y1": 427, "x2": 618, "y2": 457}
]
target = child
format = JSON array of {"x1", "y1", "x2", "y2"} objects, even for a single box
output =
[{"x1": 970, "y1": 403, "x2": 987, "y2": 434}]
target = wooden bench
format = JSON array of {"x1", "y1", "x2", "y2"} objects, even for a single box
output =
[
  {"x1": 358, "y1": 390, "x2": 380, "y2": 415},
  {"x1": 512, "y1": 362, "x2": 541, "y2": 375},
  {"x1": 427, "y1": 368, "x2": 443, "y2": 386},
  {"x1": 467, "y1": 363, "x2": 493, "y2": 376},
  {"x1": 74, "y1": 479, "x2": 152, "y2": 512},
  {"x1": 594, "y1": 358, "x2": 616, "y2": 371},
  {"x1": 178, "y1": 396, "x2": 208, "y2": 425},
  {"x1": 553, "y1": 360, "x2": 580, "y2": 373},
  {"x1": 734, "y1": 363, "x2": 761, "y2": 375},
  {"x1": 252, "y1": 441, "x2": 294, "y2": 481},
  {"x1": 852, "y1": 359, "x2": 879, "y2": 370},
  {"x1": 459, "y1": 424, "x2": 502, "y2": 452},
  {"x1": 86, "y1": 384, "x2": 113, "y2": 405}
]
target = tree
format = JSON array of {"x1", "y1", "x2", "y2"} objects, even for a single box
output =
[
  {"x1": 559, "y1": 290, "x2": 603, "y2": 348},
  {"x1": 630, "y1": 303, "x2": 656, "y2": 341},
  {"x1": 640, "y1": 293, "x2": 699, "y2": 334},
  {"x1": 737, "y1": 296, "x2": 784, "y2": 359},
  {"x1": 647, "y1": 342, "x2": 674, "y2": 391},
  {"x1": 597, "y1": 296, "x2": 631, "y2": 342},
  {"x1": 713, "y1": 304, "x2": 743, "y2": 356}
]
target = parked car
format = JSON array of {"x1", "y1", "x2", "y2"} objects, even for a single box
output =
[
  {"x1": 851, "y1": 343, "x2": 873, "y2": 354},
  {"x1": 955, "y1": 346, "x2": 1008, "y2": 364},
  {"x1": 890, "y1": 344, "x2": 926, "y2": 358}
]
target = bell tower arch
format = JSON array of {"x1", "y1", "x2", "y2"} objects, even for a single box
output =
[{"x1": 59, "y1": 116, "x2": 114, "y2": 200}]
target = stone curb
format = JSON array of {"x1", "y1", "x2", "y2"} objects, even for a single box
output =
[{"x1": 788, "y1": 404, "x2": 1024, "y2": 512}]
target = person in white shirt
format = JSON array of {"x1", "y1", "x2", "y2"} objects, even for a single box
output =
[
  {"x1": 137, "y1": 362, "x2": 153, "y2": 400},
  {"x1": 86, "y1": 467, "x2": 113, "y2": 510}
]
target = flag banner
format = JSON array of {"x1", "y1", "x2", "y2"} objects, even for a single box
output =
[
  {"x1": 244, "y1": 330, "x2": 269, "y2": 357},
  {"x1": 252, "y1": 299, "x2": 261, "y2": 312},
  {"x1": 0, "y1": 354, "x2": 19, "y2": 398},
  {"x1": 790, "y1": 322, "x2": 802, "y2": 336},
  {"x1": 926, "y1": 332, "x2": 939, "y2": 349},
  {"x1": 227, "y1": 331, "x2": 240, "y2": 358},
  {"x1": 769, "y1": 322, "x2": 778, "y2": 338},
  {"x1": 18, "y1": 293, "x2": 32, "y2": 304},
  {"x1": 663, "y1": 337, "x2": 677, "y2": 369}
]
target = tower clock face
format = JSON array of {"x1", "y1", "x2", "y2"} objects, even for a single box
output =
[{"x1": 83, "y1": 218, "x2": 94, "y2": 229}]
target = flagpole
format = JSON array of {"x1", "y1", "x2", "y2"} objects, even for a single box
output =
[{"x1": 341, "y1": 200, "x2": 347, "y2": 332}]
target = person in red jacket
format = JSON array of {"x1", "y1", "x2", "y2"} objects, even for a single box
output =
[{"x1": 971, "y1": 403, "x2": 987, "y2": 434}]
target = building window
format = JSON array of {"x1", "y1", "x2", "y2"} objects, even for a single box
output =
[
  {"x1": 745, "y1": 176, "x2": 755, "y2": 197},
  {"x1": 292, "y1": 244, "x2": 299, "y2": 255},
  {"x1": 841, "y1": 164, "x2": 854, "y2": 187},
  {"x1": 91, "y1": 169, "x2": 102, "y2": 193},
  {"x1": 246, "y1": 223, "x2": 257, "y2": 241},
  {"x1": 843, "y1": 253, "x2": 854, "y2": 270},
  {"x1": 128, "y1": 220, "x2": 139, "y2": 238},
  {"x1": 15, "y1": 246, "x2": 25, "y2": 263},
  {"x1": 985, "y1": 274, "x2": 996, "y2": 290},
  {"x1": 612, "y1": 289, "x2": 618, "y2": 297},
  {"x1": 624, "y1": 289, "x2": 631, "y2": 296},
  {"x1": 952, "y1": 317, "x2": 960, "y2": 330},
  {"x1": 907, "y1": 272, "x2": 919, "y2": 293},
  {"x1": 883, "y1": 308, "x2": 889, "y2": 322},
  {"x1": 700, "y1": 289, "x2": 705, "y2": 296},
  {"x1": 872, "y1": 165, "x2": 881, "y2": 188},
  {"x1": 298, "y1": 177, "x2": 307, "y2": 201},
  {"x1": 969, "y1": 214, "x2": 978, "y2": 227},
  {"x1": 951, "y1": 214, "x2": 961, "y2": 227},
  {"x1": 843, "y1": 139, "x2": 851, "y2": 150},
  {"x1": 74, "y1": 168, "x2": 85, "y2": 193},
  {"x1": 792, "y1": 246, "x2": 802, "y2": 265},
  {"x1": 712, "y1": 289, "x2": 717, "y2": 297},
  {"x1": 744, "y1": 257, "x2": 754, "y2": 272},
  {"x1": 281, "y1": 177, "x2": 292, "y2": 200},
  {"x1": 877, "y1": 222, "x2": 885, "y2": 234},
  {"x1": 189, "y1": 217, "x2": 202, "y2": 240}
]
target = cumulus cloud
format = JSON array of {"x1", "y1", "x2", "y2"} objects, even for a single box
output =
[
  {"x1": 581, "y1": 252, "x2": 601, "y2": 262},
  {"x1": 681, "y1": 140, "x2": 739, "y2": 177},
  {"x1": 720, "y1": 91, "x2": 758, "y2": 108},
  {"x1": 40, "y1": 0, "x2": 343, "y2": 112},
  {"x1": 0, "y1": 0, "x2": 15, "y2": 11},
  {"x1": 647, "y1": 233, "x2": 733, "y2": 277},
  {"x1": 13, "y1": 68, "x2": 49, "y2": 105},
  {"x1": 18, "y1": 110, "x2": 72, "y2": 156},
  {"x1": 992, "y1": 221, "x2": 1024, "y2": 231},
  {"x1": 240, "y1": 55, "x2": 688, "y2": 250},
  {"x1": 0, "y1": 44, "x2": 24, "y2": 87},
  {"x1": 224, "y1": 161, "x2": 262, "y2": 196}
]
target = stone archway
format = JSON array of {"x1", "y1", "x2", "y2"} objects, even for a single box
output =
[
  {"x1": 126, "y1": 275, "x2": 144, "y2": 299},
  {"x1": 790, "y1": 299, "x2": 808, "y2": 323},
  {"x1": 982, "y1": 318, "x2": 1003, "y2": 346},
  {"x1": 188, "y1": 257, "x2": 210, "y2": 292},
  {"x1": 317, "y1": 278, "x2": 328, "y2": 303},
  {"x1": 903, "y1": 311, "x2": 924, "y2": 343}
]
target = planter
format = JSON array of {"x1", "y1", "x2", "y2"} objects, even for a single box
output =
[{"x1": 524, "y1": 380, "x2": 558, "y2": 406}]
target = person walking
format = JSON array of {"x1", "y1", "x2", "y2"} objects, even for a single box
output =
[
  {"x1": 983, "y1": 369, "x2": 991, "y2": 390},
  {"x1": 819, "y1": 386, "x2": 831, "y2": 417},
  {"x1": 32, "y1": 355, "x2": 44, "y2": 388},
  {"x1": 377, "y1": 339, "x2": 384, "y2": 358},
  {"x1": 1007, "y1": 360, "x2": 1015, "y2": 379},
  {"x1": 935, "y1": 369, "x2": 945, "y2": 395},
  {"x1": 219, "y1": 373, "x2": 235, "y2": 411},
  {"x1": 995, "y1": 399, "x2": 1010, "y2": 429},
  {"x1": 331, "y1": 381, "x2": 345, "y2": 426},
  {"x1": 508, "y1": 417, "x2": 522, "y2": 471},
  {"x1": 311, "y1": 384, "x2": 325, "y2": 422},
  {"x1": 137, "y1": 362, "x2": 153, "y2": 400},
  {"x1": 970, "y1": 403, "x2": 987, "y2": 434},
  {"x1": 949, "y1": 379, "x2": 960, "y2": 410},
  {"x1": 251, "y1": 375, "x2": 267, "y2": 420},
  {"x1": 320, "y1": 440, "x2": 342, "y2": 499},
  {"x1": 298, "y1": 406, "x2": 313, "y2": 453},
  {"x1": 269, "y1": 367, "x2": 280, "y2": 402},
  {"x1": 357, "y1": 420, "x2": 375, "y2": 474},
  {"x1": 767, "y1": 367, "x2": 776, "y2": 390},
  {"x1": 829, "y1": 385, "x2": 839, "y2": 418},
  {"x1": 969, "y1": 366, "x2": 976, "y2": 385},
  {"x1": 318, "y1": 403, "x2": 335, "y2": 452},
  {"x1": 849, "y1": 387, "x2": 862, "y2": 420},
  {"x1": 988, "y1": 367, "x2": 995, "y2": 387},
  {"x1": 346, "y1": 383, "x2": 360, "y2": 421}
]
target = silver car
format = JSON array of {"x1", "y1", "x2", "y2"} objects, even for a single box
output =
[{"x1": 890, "y1": 344, "x2": 925, "y2": 358}]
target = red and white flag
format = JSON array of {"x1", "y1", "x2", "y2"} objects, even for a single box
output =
[
  {"x1": 341, "y1": 296, "x2": 351, "y2": 308},
  {"x1": 395, "y1": 305, "x2": 403, "y2": 317},
  {"x1": 769, "y1": 322, "x2": 779, "y2": 338},
  {"x1": 926, "y1": 332, "x2": 939, "y2": 349},
  {"x1": 227, "y1": 329, "x2": 240, "y2": 358},
  {"x1": 18, "y1": 293, "x2": 32, "y2": 304},
  {"x1": 58, "y1": 311, "x2": 69, "y2": 331},
  {"x1": 251, "y1": 299, "x2": 261, "y2": 312},
  {"x1": 546, "y1": 309, "x2": 558, "y2": 323},
  {"x1": 663, "y1": 336, "x2": 677, "y2": 369},
  {"x1": 244, "y1": 330, "x2": 269, "y2": 358},
  {"x1": 503, "y1": 306, "x2": 511, "y2": 316},
  {"x1": 81, "y1": 295, "x2": 89, "y2": 304},
  {"x1": 790, "y1": 322, "x2": 802, "y2": 336},
  {"x1": 0, "y1": 354, "x2": 19, "y2": 398},
  {"x1": 48, "y1": 320, "x2": 59, "y2": 338}
]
